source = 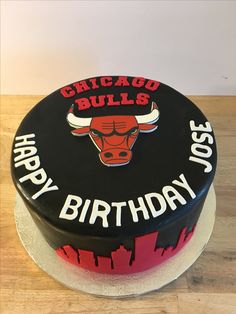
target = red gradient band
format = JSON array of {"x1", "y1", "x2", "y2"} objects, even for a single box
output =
[{"x1": 56, "y1": 226, "x2": 195, "y2": 274}]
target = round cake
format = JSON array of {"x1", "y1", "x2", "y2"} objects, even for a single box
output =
[{"x1": 11, "y1": 76, "x2": 217, "y2": 274}]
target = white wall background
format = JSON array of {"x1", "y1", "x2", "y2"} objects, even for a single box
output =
[{"x1": 1, "y1": 0, "x2": 236, "y2": 95}]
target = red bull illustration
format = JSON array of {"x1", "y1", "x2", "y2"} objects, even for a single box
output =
[{"x1": 67, "y1": 102, "x2": 160, "y2": 166}]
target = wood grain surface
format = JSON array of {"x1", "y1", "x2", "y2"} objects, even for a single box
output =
[{"x1": 1, "y1": 95, "x2": 236, "y2": 314}]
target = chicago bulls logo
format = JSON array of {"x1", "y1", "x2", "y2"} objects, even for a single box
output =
[{"x1": 67, "y1": 102, "x2": 160, "y2": 166}]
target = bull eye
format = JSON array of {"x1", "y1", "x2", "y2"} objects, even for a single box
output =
[
  {"x1": 130, "y1": 128, "x2": 138, "y2": 135},
  {"x1": 91, "y1": 129, "x2": 100, "y2": 137}
]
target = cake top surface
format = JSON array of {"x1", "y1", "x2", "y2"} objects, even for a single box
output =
[{"x1": 11, "y1": 76, "x2": 217, "y2": 238}]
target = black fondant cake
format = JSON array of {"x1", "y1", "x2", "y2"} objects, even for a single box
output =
[{"x1": 11, "y1": 76, "x2": 217, "y2": 274}]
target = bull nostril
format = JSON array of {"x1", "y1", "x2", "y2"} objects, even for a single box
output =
[
  {"x1": 104, "y1": 152, "x2": 113, "y2": 158},
  {"x1": 119, "y1": 151, "x2": 128, "y2": 157}
]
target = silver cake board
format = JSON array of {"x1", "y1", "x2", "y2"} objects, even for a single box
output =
[{"x1": 14, "y1": 185, "x2": 216, "y2": 297}]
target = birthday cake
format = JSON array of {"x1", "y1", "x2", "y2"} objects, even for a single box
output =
[{"x1": 11, "y1": 76, "x2": 217, "y2": 274}]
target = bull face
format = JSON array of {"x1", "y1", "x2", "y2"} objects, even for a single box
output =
[{"x1": 67, "y1": 102, "x2": 159, "y2": 167}]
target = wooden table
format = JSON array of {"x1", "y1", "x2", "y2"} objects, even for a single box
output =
[{"x1": 1, "y1": 96, "x2": 236, "y2": 314}]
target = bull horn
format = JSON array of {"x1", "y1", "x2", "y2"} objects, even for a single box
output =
[
  {"x1": 67, "y1": 104, "x2": 92, "y2": 128},
  {"x1": 135, "y1": 102, "x2": 160, "y2": 124}
]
